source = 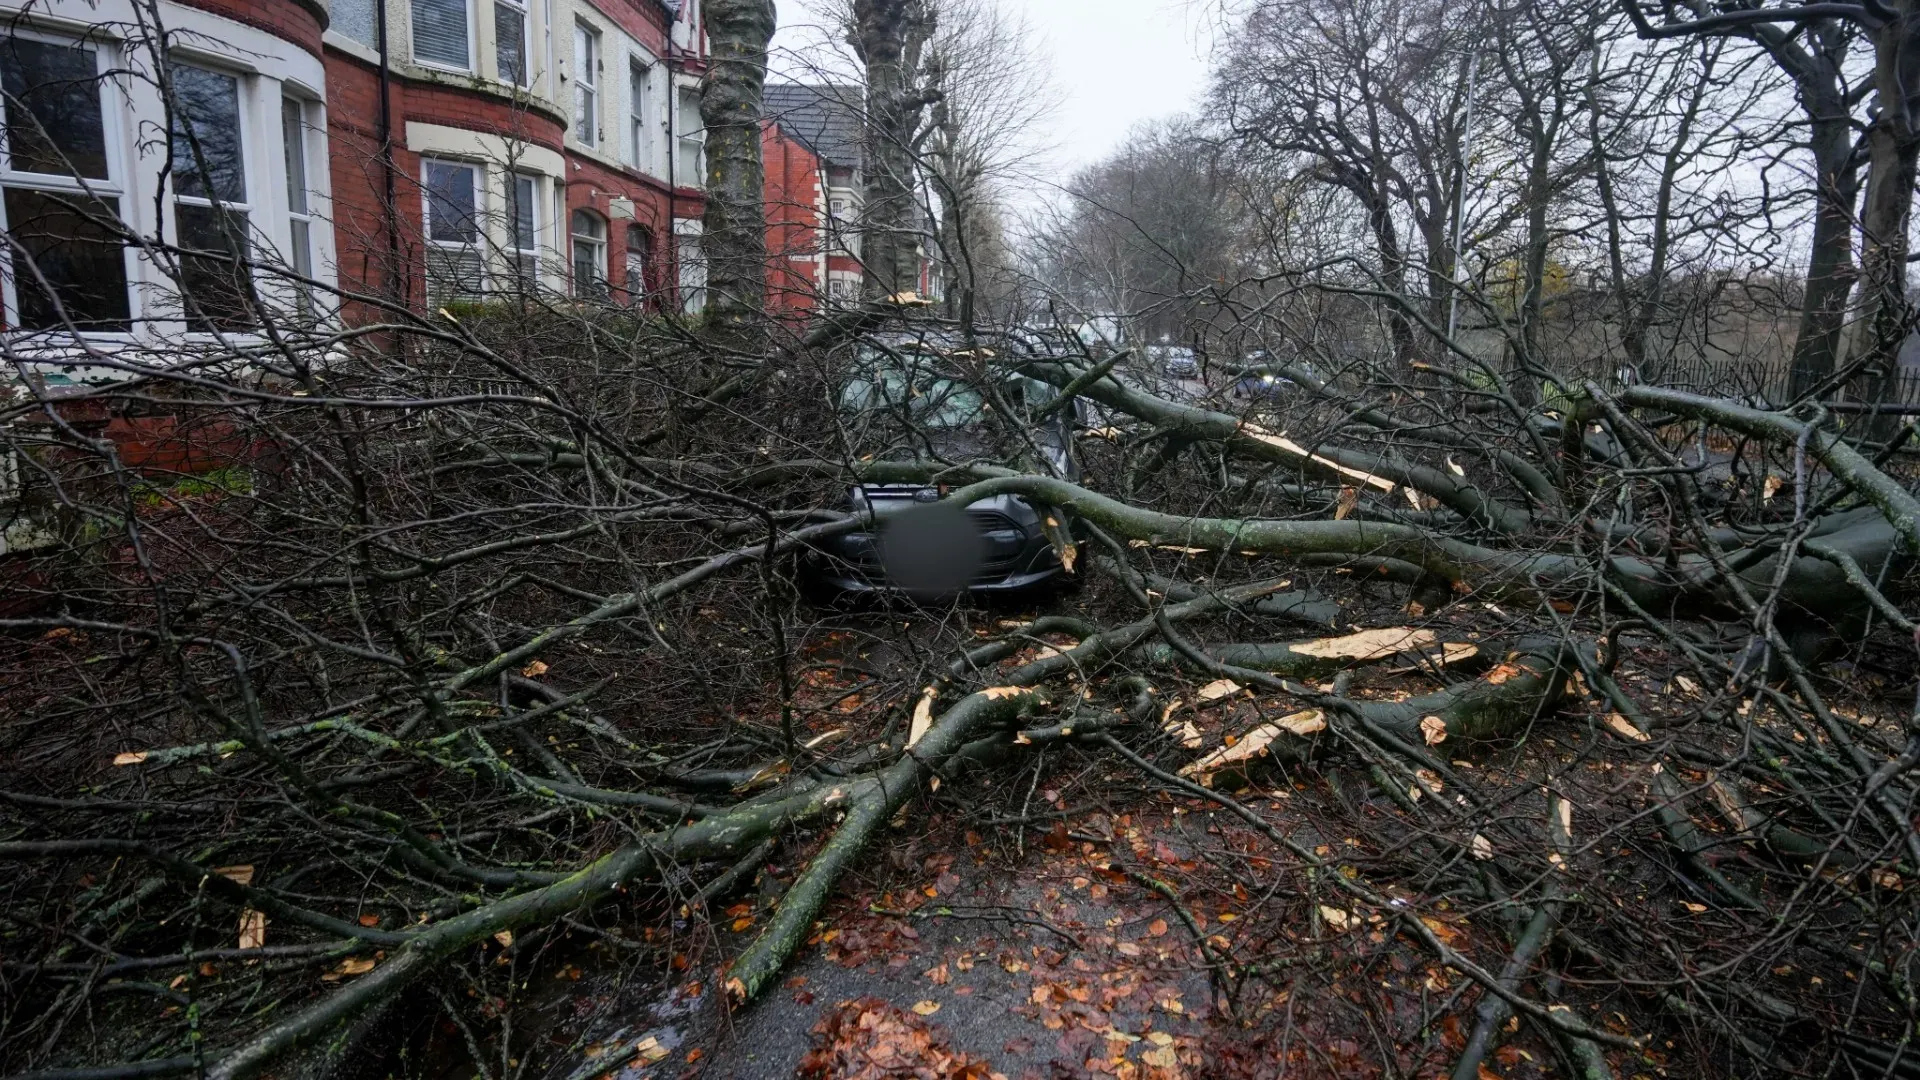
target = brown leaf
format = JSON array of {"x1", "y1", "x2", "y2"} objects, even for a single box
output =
[
  {"x1": 520, "y1": 660, "x2": 549, "y2": 678},
  {"x1": 1148, "y1": 918, "x2": 1169, "y2": 937},
  {"x1": 910, "y1": 999, "x2": 942, "y2": 1016},
  {"x1": 112, "y1": 751, "x2": 149, "y2": 767}
]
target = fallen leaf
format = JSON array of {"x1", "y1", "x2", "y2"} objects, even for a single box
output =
[
  {"x1": 237, "y1": 909, "x2": 267, "y2": 950},
  {"x1": 213, "y1": 865, "x2": 255, "y2": 886},
  {"x1": 113, "y1": 751, "x2": 149, "y2": 766},
  {"x1": 357, "y1": 913, "x2": 381, "y2": 927},
  {"x1": 1149, "y1": 918, "x2": 1169, "y2": 937},
  {"x1": 1319, "y1": 906, "x2": 1355, "y2": 931},
  {"x1": 520, "y1": 660, "x2": 549, "y2": 678},
  {"x1": 1163, "y1": 717, "x2": 1205, "y2": 750},
  {"x1": 493, "y1": 930, "x2": 514, "y2": 948},
  {"x1": 1421, "y1": 715, "x2": 1448, "y2": 745},
  {"x1": 911, "y1": 1000, "x2": 942, "y2": 1016},
  {"x1": 1471, "y1": 834, "x2": 1495, "y2": 860}
]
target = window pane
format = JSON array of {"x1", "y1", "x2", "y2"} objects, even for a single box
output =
[
  {"x1": 426, "y1": 246, "x2": 486, "y2": 303},
  {"x1": 495, "y1": 2, "x2": 526, "y2": 85},
  {"x1": 412, "y1": 0, "x2": 471, "y2": 69},
  {"x1": 4, "y1": 188, "x2": 128, "y2": 330},
  {"x1": 176, "y1": 201, "x2": 254, "y2": 331},
  {"x1": 574, "y1": 25, "x2": 595, "y2": 85},
  {"x1": 425, "y1": 161, "x2": 477, "y2": 243},
  {"x1": 281, "y1": 98, "x2": 308, "y2": 214},
  {"x1": 171, "y1": 65, "x2": 245, "y2": 202},
  {"x1": 511, "y1": 175, "x2": 536, "y2": 250},
  {"x1": 0, "y1": 37, "x2": 108, "y2": 179},
  {"x1": 576, "y1": 84, "x2": 595, "y2": 145}
]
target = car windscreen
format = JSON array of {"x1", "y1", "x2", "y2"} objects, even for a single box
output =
[{"x1": 841, "y1": 348, "x2": 1058, "y2": 430}]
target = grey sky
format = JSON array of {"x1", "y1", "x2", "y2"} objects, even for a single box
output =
[{"x1": 769, "y1": 0, "x2": 1217, "y2": 177}]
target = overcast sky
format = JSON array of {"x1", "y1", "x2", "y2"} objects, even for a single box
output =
[{"x1": 769, "y1": 0, "x2": 1218, "y2": 178}]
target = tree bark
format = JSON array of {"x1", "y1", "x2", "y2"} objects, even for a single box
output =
[
  {"x1": 1850, "y1": 6, "x2": 1920, "y2": 408},
  {"x1": 852, "y1": 0, "x2": 936, "y2": 299},
  {"x1": 699, "y1": 0, "x2": 778, "y2": 345}
]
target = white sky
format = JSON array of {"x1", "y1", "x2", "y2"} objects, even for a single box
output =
[{"x1": 769, "y1": 0, "x2": 1218, "y2": 178}]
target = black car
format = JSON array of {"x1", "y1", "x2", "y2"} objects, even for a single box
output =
[{"x1": 805, "y1": 333, "x2": 1080, "y2": 597}]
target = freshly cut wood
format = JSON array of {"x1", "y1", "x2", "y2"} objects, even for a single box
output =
[
  {"x1": 1179, "y1": 710, "x2": 1325, "y2": 783},
  {"x1": 1195, "y1": 678, "x2": 1241, "y2": 703},
  {"x1": 906, "y1": 687, "x2": 937, "y2": 748},
  {"x1": 1293, "y1": 627, "x2": 1438, "y2": 661},
  {"x1": 1384, "y1": 642, "x2": 1481, "y2": 674}
]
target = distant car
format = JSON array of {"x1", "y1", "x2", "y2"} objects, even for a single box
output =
[
  {"x1": 1231, "y1": 359, "x2": 1315, "y2": 400},
  {"x1": 804, "y1": 333, "x2": 1080, "y2": 598},
  {"x1": 1144, "y1": 345, "x2": 1199, "y2": 379}
]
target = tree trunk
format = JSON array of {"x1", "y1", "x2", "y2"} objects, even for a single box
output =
[
  {"x1": 1850, "y1": 9, "x2": 1920, "y2": 410},
  {"x1": 853, "y1": 0, "x2": 935, "y2": 300},
  {"x1": 698, "y1": 0, "x2": 778, "y2": 344},
  {"x1": 1788, "y1": 95, "x2": 1861, "y2": 396}
]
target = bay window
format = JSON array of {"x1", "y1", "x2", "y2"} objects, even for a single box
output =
[
  {"x1": 570, "y1": 209, "x2": 605, "y2": 298},
  {"x1": 0, "y1": 34, "x2": 131, "y2": 332},
  {"x1": 170, "y1": 63, "x2": 254, "y2": 332},
  {"x1": 413, "y1": 0, "x2": 473, "y2": 70},
  {"x1": 495, "y1": 0, "x2": 530, "y2": 87},
  {"x1": 424, "y1": 159, "x2": 485, "y2": 303},
  {"x1": 281, "y1": 96, "x2": 318, "y2": 314},
  {"x1": 573, "y1": 23, "x2": 599, "y2": 149},
  {"x1": 508, "y1": 173, "x2": 540, "y2": 292}
]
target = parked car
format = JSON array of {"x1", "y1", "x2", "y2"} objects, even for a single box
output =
[
  {"x1": 804, "y1": 333, "x2": 1081, "y2": 598},
  {"x1": 1231, "y1": 356, "x2": 1316, "y2": 400},
  {"x1": 1146, "y1": 345, "x2": 1200, "y2": 379}
]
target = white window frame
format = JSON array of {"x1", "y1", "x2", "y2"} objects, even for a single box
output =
[
  {"x1": 675, "y1": 227, "x2": 705, "y2": 314},
  {"x1": 0, "y1": 30, "x2": 136, "y2": 338},
  {"x1": 507, "y1": 172, "x2": 541, "y2": 291},
  {"x1": 627, "y1": 56, "x2": 652, "y2": 173},
  {"x1": 674, "y1": 82, "x2": 703, "y2": 187},
  {"x1": 280, "y1": 94, "x2": 320, "y2": 314},
  {"x1": 411, "y1": 0, "x2": 477, "y2": 73},
  {"x1": 169, "y1": 60, "x2": 257, "y2": 335},
  {"x1": 494, "y1": 0, "x2": 532, "y2": 87},
  {"x1": 573, "y1": 21, "x2": 600, "y2": 150},
  {"x1": 570, "y1": 208, "x2": 606, "y2": 298},
  {"x1": 422, "y1": 157, "x2": 485, "y2": 303}
]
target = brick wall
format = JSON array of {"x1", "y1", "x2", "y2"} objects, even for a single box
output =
[
  {"x1": 761, "y1": 122, "x2": 824, "y2": 318},
  {"x1": 177, "y1": 0, "x2": 325, "y2": 59}
]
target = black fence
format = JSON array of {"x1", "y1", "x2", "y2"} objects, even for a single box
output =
[{"x1": 1562, "y1": 356, "x2": 1920, "y2": 410}]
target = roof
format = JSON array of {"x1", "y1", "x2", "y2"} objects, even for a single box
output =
[{"x1": 762, "y1": 83, "x2": 865, "y2": 170}]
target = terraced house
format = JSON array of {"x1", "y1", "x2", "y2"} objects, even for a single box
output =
[{"x1": 0, "y1": 0, "x2": 713, "y2": 358}]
